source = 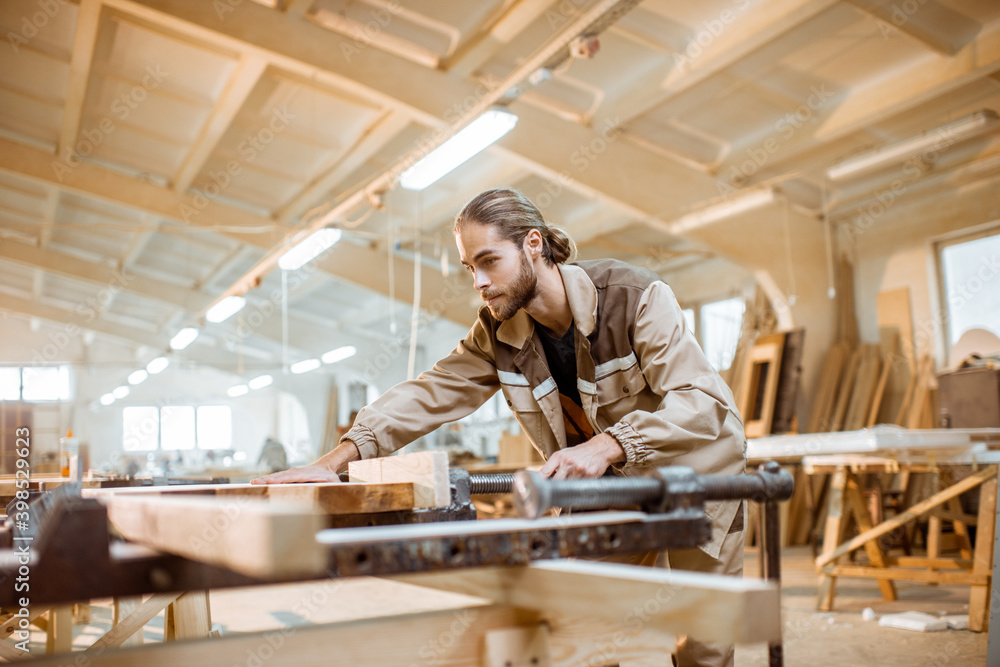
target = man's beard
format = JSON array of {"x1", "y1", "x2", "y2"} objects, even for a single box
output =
[{"x1": 483, "y1": 252, "x2": 537, "y2": 321}]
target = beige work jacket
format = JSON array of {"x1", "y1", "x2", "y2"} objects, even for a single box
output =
[{"x1": 343, "y1": 259, "x2": 747, "y2": 558}]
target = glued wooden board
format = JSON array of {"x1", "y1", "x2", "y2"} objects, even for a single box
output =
[
  {"x1": 98, "y1": 494, "x2": 326, "y2": 579},
  {"x1": 349, "y1": 450, "x2": 450, "y2": 508},
  {"x1": 83, "y1": 482, "x2": 416, "y2": 515},
  {"x1": 396, "y1": 560, "x2": 781, "y2": 646}
]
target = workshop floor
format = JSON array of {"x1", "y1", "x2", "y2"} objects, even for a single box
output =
[{"x1": 24, "y1": 546, "x2": 990, "y2": 665}]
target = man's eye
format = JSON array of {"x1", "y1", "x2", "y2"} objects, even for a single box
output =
[{"x1": 484, "y1": 258, "x2": 496, "y2": 266}]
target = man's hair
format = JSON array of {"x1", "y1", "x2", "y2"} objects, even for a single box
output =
[{"x1": 454, "y1": 188, "x2": 577, "y2": 266}]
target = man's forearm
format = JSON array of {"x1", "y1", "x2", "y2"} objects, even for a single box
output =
[{"x1": 315, "y1": 439, "x2": 362, "y2": 473}]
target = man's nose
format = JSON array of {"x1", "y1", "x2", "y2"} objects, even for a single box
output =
[{"x1": 473, "y1": 269, "x2": 490, "y2": 291}]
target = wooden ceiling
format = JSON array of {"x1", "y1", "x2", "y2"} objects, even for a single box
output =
[{"x1": 0, "y1": 0, "x2": 998, "y2": 379}]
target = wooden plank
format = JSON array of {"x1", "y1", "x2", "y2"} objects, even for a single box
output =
[
  {"x1": 970, "y1": 478, "x2": 998, "y2": 631},
  {"x1": 876, "y1": 288, "x2": 914, "y2": 364},
  {"x1": 98, "y1": 495, "x2": 326, "y2": 579},
  {"x1": 822, "y1": 565, "x2": 987, "y2": 585},
  {"x1": 817, "y1": 467, "x2": 848, "y2": 610},
  {"x1": 45, "y1": 606, "x2": 72, "y2": 655},
  {"x1": 89, "y1": 593, "x2": 181, "y2": 653},
  {"x1": 815, "y1": 466, "x2": 998, "y2": 568},
  {"x1": 829, "y1": 348, "x2": 861, "y2": 432},
  {"x1": 168, "y1": 591, "x2": 211, "y2": 640},
  {"x1": 349, "y1": 451, "x2": 450, "y2": 508},
  {"x1": 844, "y1": 345, "x2": 881, "y2": 431},
  {"x1": 85, "y1": 482, "x2": 417, "y2": 515},
  {"x1": 19, "y1": 604, "x2": 675, "y2": 667},
  {"x1": 771, "y1": 328, "x2": 806, "y2": 434},
  {"x1": 397, "y1": 559, "x2": 782, "y2": 646},
  {"x1": 807, "y1": 342, "x2": 847, "y2": 433},
  {"x1": 484, "y1": 625, "x2": 551, "y2": 667},
  {"x1": 865, "y1": 334, "x2": 897, "y2": 427},
  {"x1": 906, "y1": 355, "x2": 935, "y2": 430},
  {"x1": 845, "y1": 477, "x2": 897, "y2": 601},
  {"x1": 112, "y1": 597, "x2": 144, "y2": 648}
]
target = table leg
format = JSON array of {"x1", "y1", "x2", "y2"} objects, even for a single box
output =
[{"x1": 817, "y1": 467, "x2": 848, "y2": 611}]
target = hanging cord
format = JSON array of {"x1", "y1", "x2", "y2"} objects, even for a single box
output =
[
  {"x1": 407, "y1": 193, "x2": 423, "y2": 381},
  {"x1": 821, "y1": 182, "x2": 836, "y2": 300},
  {"x1": 387, "y1": 207, "x2": 397, "y2": 336},
  {"x1": 782, "y1": 196, "x2": 798, "y2": 306}
]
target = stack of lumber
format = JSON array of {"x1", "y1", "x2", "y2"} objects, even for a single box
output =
[{"x1": 806, "y1": 279, "x2": 938, "y2": 434}]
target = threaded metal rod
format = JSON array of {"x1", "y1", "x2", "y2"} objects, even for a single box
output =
[
  {"x1": 513, "y1": 462, "x2": 794, "y2": 518},
  {"x1": 469, "y1": 473, "x2": 515, "y2": 495}
]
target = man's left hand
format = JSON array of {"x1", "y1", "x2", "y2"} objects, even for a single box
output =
[{"x1": 539, "y1": 433, "x2": 626, "y2": 479}]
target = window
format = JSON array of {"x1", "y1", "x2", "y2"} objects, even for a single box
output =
[
  {"x1": 700, "y1": 297, "x2": 745, "y2": 372},
  {"x1": 938, "y1": 229, "x2": 1000, "y2": 350},
  {"x1": 122, "y1": 405, "x2": 232, "y2": 451},
  {"x1": 123, "y1": 406, "x2": 159, "y2": 451},
  {"x1": 161, "y1": 406, "x2": 196, "y2": 450},
  {"x1": 19, "y1": 366, "x2": 70, "y2": 401},
  {"x1": 0, "y1": 369, "x2": 19, "y2": 400},
  {"x1": 197, "y1": 406, "x2": 232, "y2": 449}
]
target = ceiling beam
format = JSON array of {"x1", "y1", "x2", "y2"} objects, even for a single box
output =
[
  {"x1": 592, "y1": 0, "x2": 839, "y2": 129},
  {"x1": 117, "y1": 0, "x2": 720, "y2": 215},
  {"x1": 0, "y1": 237, "x2": 212, "y2": 313},
  {"x1": 59, "y1": 0, "x2": 104, "y2": 156},
  {"x1": 0, "y1": 138, "x2": 479, "y2": 328},
  {"x1": 846, "y1": 0, "x2": 974, "y2": 56},
  {"x1": 172, "y1": 55, "x2": 269, "y2": 193},
  {"x1": 276, "y1": 111, "x2": 411, "y2": 224},
  {"x1": 443, "y1": 0, "x2": 554, "y2": 78},
  {"x1": 726, "y1": 18, "x2": 1000, "y2": 183}
]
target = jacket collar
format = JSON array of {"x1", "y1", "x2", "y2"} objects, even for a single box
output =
[{"x1": 495, "y1": 263, "x2": 598, "y2": 349}]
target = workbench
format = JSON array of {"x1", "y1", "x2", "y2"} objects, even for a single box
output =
[
  {"x1": 749, "y1": 426, "x2": 1000, "y2": 631},
  {"x1": 0, "y1": 453, "x2": 791, "y2": 665}
]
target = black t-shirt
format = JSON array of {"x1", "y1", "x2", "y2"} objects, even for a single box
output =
[{"x1": 537, "y1": 323, "x2": 595, "y2": 447}]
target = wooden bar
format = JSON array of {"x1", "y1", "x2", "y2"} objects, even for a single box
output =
[
  {"x1": 98, "y1": 494, "x2": 326, "y2": 579},
  {"x1": 396, "y1": 560, "x2": 782, "y2": 646},
  {"x1": 83, "y1": 481, "x2": 417, "y2": 515},
  {"x1": 815, "y1": 466, "x2": 998, "y2": 568},
  {"x1": 349, "y1": 450, "x2": 450, "y2": 508}
]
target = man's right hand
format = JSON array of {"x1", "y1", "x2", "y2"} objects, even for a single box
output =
[{"x1": 251, "y1": 464, "x2": 342, "y2": 484}]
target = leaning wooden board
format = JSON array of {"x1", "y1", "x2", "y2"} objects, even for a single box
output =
[{"x1": 83, "y1": 482, "x2": 417, "y2": 515}]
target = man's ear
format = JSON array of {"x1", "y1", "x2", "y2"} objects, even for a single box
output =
[{"x1": 524, "y1": 228, "x2": 543, "y2": 257}]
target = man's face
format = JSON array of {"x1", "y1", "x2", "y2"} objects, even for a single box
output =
[{"x1": 456, "y1": 223, "x2": 537, "y2": 321}]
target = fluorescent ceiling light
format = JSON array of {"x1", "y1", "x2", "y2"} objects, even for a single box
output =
[
  {"x1": 227, "y1": 384, "x2": 249, "y2": 397},
  {"x1": 322, "y1": 345, "x2": 357, "y2": 364},
  {"x1": 99, "y1": 393, "x2": 115, "y2": 406},
  {"x1": 206, "y1": 295, "x2": 247, "y2": 324},
  {"x1": 146, "y1": 357, "x2": 169, "y2": 375},
  {"x1": 400, "y1": 109, "x2": 519, "y2": 190},
  {"x1": 290, "y1": 358, "x2": 321, "y2": 374},
  {"x1": 170, "y1": 327, "x2": 199, "y2": 350},
  {"x1": 248, "y1": 374, "x2": 273, "y2": 390},
  {"x1": 826, "y1": 109, "x2": 999, "y2": 182},
  {"x1": 278, "y1": 228, "x2": 342, "y2": 271},
  {"x1": 127, "y1": 370, "x2": 148, "y2": 385},
  {"x1": 667, "y1": 188, "x2": 776, "y2": 235},
  {"x1": 112, "y1": 385, "x2": 130, "y2": 399}
]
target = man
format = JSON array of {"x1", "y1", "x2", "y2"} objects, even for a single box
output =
[{"x1": 255, "y1": 188, "x2": 747, "y2": 667}]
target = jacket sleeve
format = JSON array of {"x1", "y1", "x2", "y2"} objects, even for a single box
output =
[
  {"x1": 606, "y1": 281, "x2": 743, "y2": 470},
  {"x1": 341, "y1": 314, "x2": 501, "y2": 459}
]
